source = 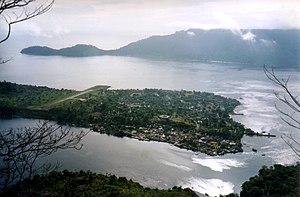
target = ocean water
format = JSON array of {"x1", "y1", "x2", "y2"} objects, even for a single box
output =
[{"x1": 0, "y1": 53, "x2": 299, "y2": 196}]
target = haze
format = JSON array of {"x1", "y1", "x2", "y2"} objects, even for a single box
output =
[{"x1": 1, "y1": 0, "x2": 299, "y2": 50}]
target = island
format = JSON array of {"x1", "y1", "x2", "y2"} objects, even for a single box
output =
[
  {"x1": 20, "y1": 29, "x2": 300, "y2": 68},
  {"x1": 0, "y1": 81, "x2": 254, "y2": 156}
]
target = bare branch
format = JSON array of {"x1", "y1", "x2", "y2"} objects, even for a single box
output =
[
  {"x1": 0, "y1": 121, "x2": 89, "y2": 190},
  {"x1": 0, "y1": 0, "x2": 55, "y2": 44},
  {"x1": 275, "y1": 104, "x2": 300, "y2": 130},
  {"x1": 0, "y1": 57, "x2": 12, "y2": 64},
  {"x1": 274, "y1": 92, "x2": 300, "y2": 113},
  {"x1": 264, "y1": 65, "x2": 300, "y2": 108},
  {"x1": 282, "y1": 134, "x2": 300, "y2": 158},
  {"x1": 264, "y1": 65, "x2": 300, "y2": 159}
]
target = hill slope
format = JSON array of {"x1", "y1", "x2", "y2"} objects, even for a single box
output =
[
  {"x1": 0, "y1": 170, "x2": 198, "y2": 197},
  {"x1": 116, "y1": 29, "x2": 300, "y2": 67},
  {"x1": 21, "y1": 29, "x2": 300, "y2": 67},
  {"x1": 21, "y1": 44, "x2": 109, "y2": 57}
]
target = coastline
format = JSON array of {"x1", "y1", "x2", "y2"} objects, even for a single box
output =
[{"x1": 0, "y1": 82, "x2": 255, "y2": 156}]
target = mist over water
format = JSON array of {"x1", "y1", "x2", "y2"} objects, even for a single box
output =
[{"x1": 0, "y1": 53, "x2": 299, "y2": 196}]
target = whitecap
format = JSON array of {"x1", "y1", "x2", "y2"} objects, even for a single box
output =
[
  {"x1": 260, "y1": 145, "x2": 271, "y2": 150},
  {"x1": 192, "y1": 157, "x2": 245, "y2": 172},
  {"x1": 159, "y1": 160, "x2": 192, "y2": 171},
  {"x1": 181, "y1": 177, "x2": 234, "y2": 196}
]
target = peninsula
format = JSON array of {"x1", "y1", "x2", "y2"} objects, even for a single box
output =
[{"x1": 0, "y1": 81, "x2": 254, "y2": 156}]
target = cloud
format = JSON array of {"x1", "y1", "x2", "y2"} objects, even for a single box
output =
[
  {"x1": 213, "y1": 10, "x2": 242, "y2": 34},
  {"x1": 20, "y1": 23, "x2": 52, "y2": 38},
  {"x1": 167, "y1": 21, "x2": 221, "y2": 30},
  {"x1": 242, "y1": 32, "x2": 256, "y2": 42},
  {"x1": 53, "y1": 25, "x2": 70, "y2": 36},
  {"x1": 6, "y1": 0, "x2": 300, "y2": 49},
  {"x1": 187, "y1": 31, "x2": 195, "y2": 36},
  {"x1": 13, "y1": 21, "x2": 70, "y2": 39},
  {"x1": 259, "y1": 38, "x2": 277, "y2": 45},
  {"x1": 212, "y1": 10, "x2": 259, "y2": 42}
]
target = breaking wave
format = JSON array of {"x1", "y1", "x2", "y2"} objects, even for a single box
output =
[
  {"x1": 182, "y1": 177, "x2": 234, "y2": 196},
  {"x1": 159, "y1": 160, "x2": 192, "y2": 171},
  {"x1": 192, "y1": 157, "x2": 245, "y2": 172}
]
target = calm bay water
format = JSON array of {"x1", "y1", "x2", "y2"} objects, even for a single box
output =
[{"x1": 0, "y1": 53, "x2": 299, "y2": 196}]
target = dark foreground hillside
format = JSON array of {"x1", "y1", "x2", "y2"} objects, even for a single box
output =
[
  {"x1": 224, "y1": 164, "x2": 300, "y2": 197},
  {"x1": 2, "y1": 164, "x2": 298, "y2": 197},
  {"x1": 240, "y1": 164, "x2": 300, "y2": 197},
  {"x1": 0, "y1": 170, "x2": 197, "y2": 197}
]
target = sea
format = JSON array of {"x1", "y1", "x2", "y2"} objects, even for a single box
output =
[{"x1": 0, "y1": 50, "x2": 299, "y2": 196}]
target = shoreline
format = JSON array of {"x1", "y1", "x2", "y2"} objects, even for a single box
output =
[{"x1": 1, "y1": 82, "x2": 255, "y2": 156}]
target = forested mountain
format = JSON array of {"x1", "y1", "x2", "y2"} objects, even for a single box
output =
[
  {"x1": 116, "y1": 29, "x2": 299, "y2": 67},
  {"x1": 21, "y1": 29, "x2": 300, "y2": 68},
  {"x1": 21, "y1": 44, "x2": 108, "y2": 57}
]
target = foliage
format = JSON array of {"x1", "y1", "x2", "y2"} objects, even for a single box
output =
[
  {"x1": 21, "y1": 44, "x2": 108, "y2": 57},
  {"x1": 240, "y1": 164, "x2": 300, "y2": 197},
  {"x1": 0, "y1": 81, "x2": 75, "y2": 109},
  {"x1": 19, "y1": 29, "x2": 300, "y2": 68},
  {"x1": 0, "y1": 121, "x2": 88, "y2": 190},
  {"x1": 0, "y1": 170, "x2": 198, "y2": 197},
  {"x1": 0, "y1": 81, "x2": 254, "y2": 155}
]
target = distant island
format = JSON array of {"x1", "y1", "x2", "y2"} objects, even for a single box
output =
[
  {"x1": 21, "y1": 44, "x2": 110, "y2": 57},
  {"x1": 0, "y1": 81, "x2": 254, "y2": 156},
  {"x1": 21, "y1": 29, "x2": 300, "y2": 68}
]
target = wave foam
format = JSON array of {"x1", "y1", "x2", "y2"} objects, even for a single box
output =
[
  {"x1": 192, "y1": 157, "x2": 245, "y2": 172},
  {"x1": 182, "y1": 177, "x2": 234, "y2": 196},
  {"x1": 159, "y1": 160, "x2": 192, "y2": 171}
]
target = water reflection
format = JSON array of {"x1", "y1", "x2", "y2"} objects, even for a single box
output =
[{"x1": 0, "y1": 55, "x2": 299, "y2": 195}]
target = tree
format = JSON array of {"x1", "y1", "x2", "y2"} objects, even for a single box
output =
[
  {"x1": 0, "y1": 0, "x2": 54, "y2": 44},
  {"x1": 264, "y1": 65, "x2": 300, "y2": 159},
  {"x1": 0, "y1": 0, "x2": 54, "y2": 64},
  {"x1": 0, "y1": 0, "x2": 90, "y2": 192},
  {"x1": 240, "y1": 164, "x2": 299, "y2": 197},
  {"x1": 0, "y1": 121, "x2": 88, "y2": 190}
]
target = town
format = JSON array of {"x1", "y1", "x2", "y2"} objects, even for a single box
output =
[
  {"x1": 0, "y1": 82, "x2": 254, "y2": 156},
  {"x1": 67, "y1": 88, "x2": 254, "y2": 156}
]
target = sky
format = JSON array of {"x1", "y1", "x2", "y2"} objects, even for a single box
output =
[{"x1": 1, "y1": 0, "x2": 300, "y2": 50}]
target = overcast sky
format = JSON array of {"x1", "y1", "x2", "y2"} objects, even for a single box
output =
[{"x1": 1, "y1": 0, "x2": 300, "y2": 49}]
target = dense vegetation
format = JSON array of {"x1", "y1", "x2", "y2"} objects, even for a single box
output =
[
  {"x1": 21, "y1": 29, "x2": 300, "y2": 68},
  {"x1": 0, "y1": 81, "x2": 75, "y2": 111},
  {"x1": 0, "y1": 81, "x2": 254, "y2": 155},
  {"x1": 2, "y1": 164, "x2": 298, "y2": 197},
  {"x1": 240, "y1": 164, "x2": 300, "y2": 197},
  {"x1": 0, "y1": 170, "x2": 197, "y2": 197},
  {"x1": 223, "y1": 164, "x2": 300, "y2": 197},
  {"x1": 21, "y1": 44, "x2": 108, "y2": 57}
]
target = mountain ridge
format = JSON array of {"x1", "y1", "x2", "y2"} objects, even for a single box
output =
[
  {"x1": 21, "y1": 44, "x2": 110, "y2": 57},
  {"x1": 21, "y1": 29, "x2": 300, "y2": 68}
]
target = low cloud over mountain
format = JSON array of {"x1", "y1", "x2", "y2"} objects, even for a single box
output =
[{"x1": 21, "y1": 29, "x2": 300, "y2": 68}]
